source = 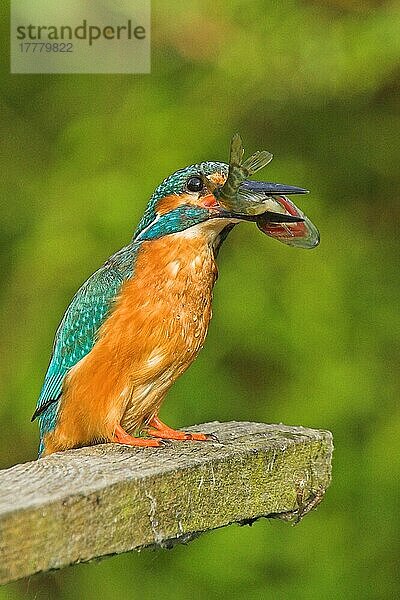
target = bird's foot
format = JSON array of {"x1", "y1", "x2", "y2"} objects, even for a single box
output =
[
  {"x1": 113, "y1": 424, "x2": 163, "y2": 447},
  {"x1": 147, "y1": 416, "x2": 218, "y2": 442}
]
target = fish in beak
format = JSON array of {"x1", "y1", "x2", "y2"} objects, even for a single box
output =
[
  {"x1": 238, "y1": 179, "x2": 319, "y2": 249},
  {"x1": 214, "y1": 134, "x2": 320, "y2": 249}
]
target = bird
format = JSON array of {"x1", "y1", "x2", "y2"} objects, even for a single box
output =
[{"x1": 32, "y1": 135, "x2": 319, "y2": 457}]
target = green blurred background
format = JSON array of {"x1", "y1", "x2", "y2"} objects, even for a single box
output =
[{"x1": 1, "y1": 0, "x2": 400, "y2": 598}]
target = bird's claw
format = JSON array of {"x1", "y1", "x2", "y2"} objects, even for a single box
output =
[
  {"x1": 147, "y1": 428, "x2": 219, "y2": 443},
  {"x1": 181, "y1": 431, "x2": 219, "y2": 442},
  {"x1": 181, "y1": 431, "x2": 218, "y2": 442},
  {"x1": 204, "y1": 432, "x2": 220, "y2": 442},
  {"x1": 146, "y1": 417, "x2": 219, "y2": 443},
  {"x1": 157, "y1": 440, "x2": 168, "y2": 448},
  {"x1": 157, "y1": 439, "x2": 171, "y2": 447}
]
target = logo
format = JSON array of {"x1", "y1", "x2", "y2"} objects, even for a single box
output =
[{"x1": 11, "y1": 1, "x2": 151, "y2": 74}]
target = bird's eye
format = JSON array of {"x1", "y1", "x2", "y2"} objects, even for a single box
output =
[{"x1": 186, "y1": 176, "x2": 204, "y2": 193}]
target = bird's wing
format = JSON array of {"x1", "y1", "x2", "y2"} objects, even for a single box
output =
[{"x1": 32, "y1": 244, "x2": 137, "y2": 422}]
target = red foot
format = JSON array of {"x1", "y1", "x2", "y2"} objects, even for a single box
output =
[
  {"x1": 147, "y1": 416, "x2": 217, "y2": 442},
  {"x1": 113, "y1": 424, "x2": 162, "y2": 447}
]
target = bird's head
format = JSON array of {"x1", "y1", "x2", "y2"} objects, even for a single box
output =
[{"x1": 133, "y1": 138, "x2": 319, "y2": 250}]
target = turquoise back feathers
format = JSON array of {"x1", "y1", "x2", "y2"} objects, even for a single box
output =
[{"x1": 34, "y1": 245, "x2": 138, "y2": 454}]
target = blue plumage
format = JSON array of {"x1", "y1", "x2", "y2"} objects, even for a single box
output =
[{"x1": 34, "y1": 244, "x2": 138, "y2": 454}]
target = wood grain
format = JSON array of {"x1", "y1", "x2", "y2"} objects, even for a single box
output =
[{"x1": 0, "y1": 421, "x2": 333, "y2": 584}]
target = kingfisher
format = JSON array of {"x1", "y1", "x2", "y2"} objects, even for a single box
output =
[{"x1": 33, "y1": 135, "x2": 319, "y2": 457}]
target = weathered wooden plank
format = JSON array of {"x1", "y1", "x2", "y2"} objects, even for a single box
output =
[{"x1": 0, "y1": 421, "x2": 333, "y2": 584}]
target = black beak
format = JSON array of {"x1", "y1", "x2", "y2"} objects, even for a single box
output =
[
  {"x1": 211, "y1": 179, "x2": 308, "y2": 223},
  {"x1": 217, "y1": 211, "x2": 305, "y2": 224},
  {"x1": 240, "y1": 180, "x2": 309, "y2": 195}
]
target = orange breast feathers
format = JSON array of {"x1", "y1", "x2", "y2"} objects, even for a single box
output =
[{"x1": 44, "y1": 231, "x2": 218, "y2": 453}]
